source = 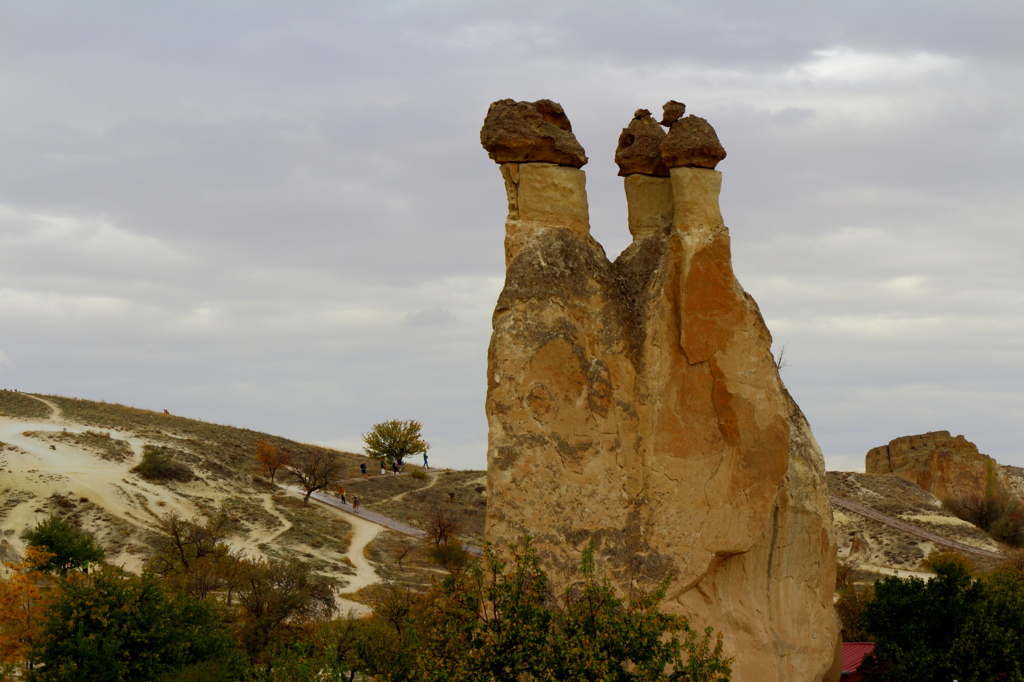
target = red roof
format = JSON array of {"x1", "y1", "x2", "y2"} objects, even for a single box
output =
[{"x1": 842, "y1": 642, "x2": 876, "y2": 674}]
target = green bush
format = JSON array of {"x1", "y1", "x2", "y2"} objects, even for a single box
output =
[
  {"x1": 405, "y1": 539, "x2": 732, "y2": 682},
  {"x1": 131, "y1": 445, "x2": 194, "y2": 482},
  {"x1": 23, "y1": 516, "x2": 105, "y2": 575},
  {"x1": 28, "y1": 567, "x2": 243, "y2": 681},
  {"x1": 427, "y1": 541, "x2": 470, "y2": 572}
]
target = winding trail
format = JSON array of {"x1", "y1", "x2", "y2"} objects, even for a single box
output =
[{"x1": 303, "y1": 486, "x2": 483, "y2": 557}]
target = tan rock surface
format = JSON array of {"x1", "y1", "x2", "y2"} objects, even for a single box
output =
[
  {"x1": 483, "y1": 100, "x2": 839, "y2": 682},
  {"x1": 865, "y1": 431, "x2": 1007, "y2": 502}
]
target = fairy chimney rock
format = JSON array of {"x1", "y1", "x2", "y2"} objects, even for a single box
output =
[{"x1": 481, "y1": 98, "x2": 840, "y2": 682}]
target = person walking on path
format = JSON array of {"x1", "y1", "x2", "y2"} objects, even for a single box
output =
[
  {"x1": 423, "y1": 452, "x2": 429, "y2": 469},
  {"x1": 339, "y1": 487, "x2": 346, "y2": 505},
  {"x1": 353, "y1": 497, "x2": 360, "y2": 514},
  {"x1": 361, "y1": 462, "x2": 367, "y2": 477},
  {"x1": 392, "y1": 459, "x2": 399, "y2": 475}
]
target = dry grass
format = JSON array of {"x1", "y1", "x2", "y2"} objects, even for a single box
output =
[
  {"x1": 0, "y1": 391, "x2": 52, "y2": 420},
  {"x1": 37, "y1": 430, "x2": 134, "y2": 462},
  {"x1": 344, "y1": 470, "x2": 486, "y2": 545}
]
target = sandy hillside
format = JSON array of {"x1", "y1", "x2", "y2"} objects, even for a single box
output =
[
  {"x1": 0, "y1": 390, "x2": 376, "y2": 594},
  {"x1": 828, "y1": 471, "x2": 1005, "y2": 576}
]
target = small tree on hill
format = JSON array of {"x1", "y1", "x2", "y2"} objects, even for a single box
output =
[
  {"x1": 23, "y1": 516, "x2": 105, "y2": 575},
  {"x1": 285, "y1": 448, "x2": 346, "y2": 504},
  {"x1": 362, "y1": 419, "x2": 429, "y2": 465},
  {"x1": 254, "y1": 440, "x2": 291, "y2": 485}
]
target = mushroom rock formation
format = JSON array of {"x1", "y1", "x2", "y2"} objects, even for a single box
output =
[
  {"x1": 480, "y1": 98, "x2": 588, "y2": 168},
  {"x1": 480, "y1": 98, "x2": 841, "y2": 682}
]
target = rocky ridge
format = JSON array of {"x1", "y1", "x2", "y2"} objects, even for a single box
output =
[{"x1": 866, "y1": 430, "x2": 1009, "y2": 502}]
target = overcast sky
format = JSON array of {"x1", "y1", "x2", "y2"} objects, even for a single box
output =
[{"x1": 1, "y1": 1, "x2": 1022, "y2": 471}]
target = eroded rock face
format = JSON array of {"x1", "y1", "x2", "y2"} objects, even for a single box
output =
[
  {"x1": 480, "y1": 98, "x2": 588, "y2": 168},
  {"x1": 483, "y1": 100, "x2": 840, "y2": 682},
  {"x1": 866, "y1": 431, "x2": 1006, "y2": 502}
]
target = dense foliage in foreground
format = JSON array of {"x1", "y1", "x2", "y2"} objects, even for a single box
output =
[
  {"x1": 0, "y1": 518, "x2": 731, "y2": 681},
  {"x1": 839, "y1": 553, "x2": 1024, "y2": 682}
]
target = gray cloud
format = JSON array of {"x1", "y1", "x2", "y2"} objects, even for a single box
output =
[{"x1": 1, "y1": 1, "x2": 1022, "y2": 470}]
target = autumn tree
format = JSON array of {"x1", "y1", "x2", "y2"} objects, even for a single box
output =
[
  {"x1": 362, "y1": 419, "x2": 429, "y2": 465},
  {"x1": 255, "y1": 440, "x2": 291, "y2": 485},
  {"x1": 285, "y1": 448, "x2": 346, "y2": 504},
  {"x1": 0, "y1": 547, "x2": 55, "y2": 671}
]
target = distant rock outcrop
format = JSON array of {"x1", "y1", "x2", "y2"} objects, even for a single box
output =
[
  {"x1": 480, "y1": 99, "x2": 840, "y2": 682},
  {"x1": 866, "y1": 431, "x2": 1006, "y2": 502}
]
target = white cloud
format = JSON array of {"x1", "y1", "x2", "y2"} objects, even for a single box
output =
[{"x1": 790, "y1": 47, "x2": 961, "y2": 83}]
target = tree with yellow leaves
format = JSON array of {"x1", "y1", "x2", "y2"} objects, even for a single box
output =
[
  {"x1": 0, "y1": 546, "x2": 56, "y2": 671},
  {"x1": 255, "y1": 440, "x2": 291, "y2": 485}
]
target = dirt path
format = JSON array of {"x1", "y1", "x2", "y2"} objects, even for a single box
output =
[
  {"x1": 392, "y1": 470, "x2": 442, "y2": 502},
  {"x1": 831, "y1": 494, "x2": 1004, "y2": 559}
]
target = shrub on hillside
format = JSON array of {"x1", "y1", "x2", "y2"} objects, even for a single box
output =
[
  {"x1": 131, "y1": 445, "x2": 194, "y2": 482},
  {"x1": 943, "y1": 461, "x2": 1024, "y2": 547},
  {"x1": 22, "y1": 516, "x2": 105, "y2": 575}
]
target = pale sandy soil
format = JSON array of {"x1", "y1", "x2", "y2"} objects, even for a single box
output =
[{"x1": 0, "y1": 397, "x2": 382, "y2": 599}]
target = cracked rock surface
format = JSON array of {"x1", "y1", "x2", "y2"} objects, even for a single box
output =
[{"x1": 482, "y1": 99, "x2": 840, "y2": 682}]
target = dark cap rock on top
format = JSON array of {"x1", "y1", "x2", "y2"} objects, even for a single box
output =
[
  {"x1": 480, "y1": 99, "x2": 588, "y2": 168},
  {"x1": 614, "y1": 109, "x2": 669, "y2": 177}
]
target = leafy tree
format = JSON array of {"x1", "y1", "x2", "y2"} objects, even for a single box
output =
[
  {"x1": 406, "y1": 539, "x2": 731, "y2": 681},
  {"x1": 23, "y1": 516, "x2": 105, "y2": 575},
  {"x1": 362, "y1": 419, "x2": 429, "y2": 466},
  {"x1": 834, "y1": 585, "x2": 873, "y2": 642},
  {"x1": 148, "y1": 512, "x2": 241, "y2": 601},
  {"x1": 285, "y1": 448, "x2": 346, "y2": 504},
  {"x1": 0, "y1": 547, "x2": 56, "y2": 671},
  {"x1": 255, "y1": 441, "x2": 291, "y2": 485},
  {"x1": 859, "y1": 561, "x2": 1024, "y2": 681},
  {"x1": 235, "y1": 558, "x2": 337, "y2": 661},
  {"x1": 28, "y1": 567, "x2": 243, "y2": 682}
]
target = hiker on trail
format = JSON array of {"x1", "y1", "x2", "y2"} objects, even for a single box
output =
[
  {"x1": 392, "y1": 459, "x2": 399, "y2": 475},
  {"x1": 380, "y1": 458, "x2": 386, "y2": 475},
  {"x1": 423, "y1": 452, "x2": 429, "y2": 469},
  {"x1": 339, "y1": 487, "x2": 347, "y2": 505},
  {"x1": 361, "y1": 462, "x2": 367, "y2": 477},
  {"x1": 353, "y1": 497, "x2": 360, "y2": 513}
]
